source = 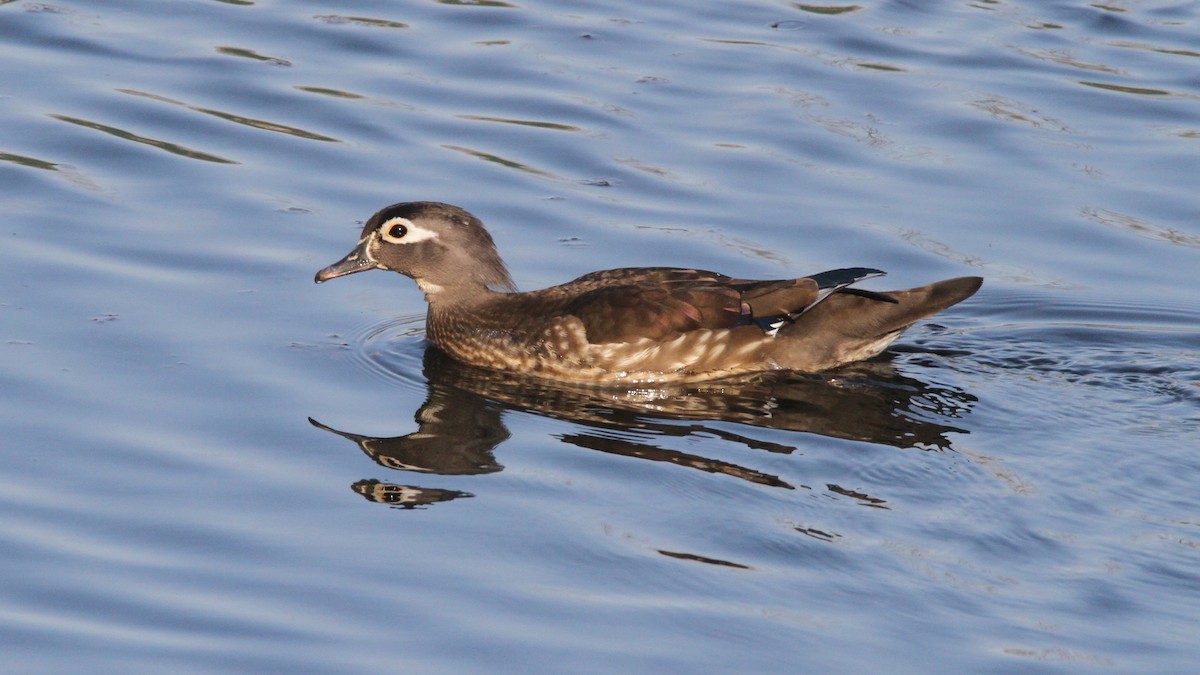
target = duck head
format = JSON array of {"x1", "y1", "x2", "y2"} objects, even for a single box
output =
[{"x1": 315, "y1": 201, "x2": 516, "y2": 297}]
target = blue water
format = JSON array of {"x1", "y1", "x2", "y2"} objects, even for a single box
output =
[{"x1": 2, "y1": 0, "x2": 1198, "y2": 671}]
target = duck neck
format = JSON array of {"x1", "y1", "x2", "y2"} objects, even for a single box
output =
[{"x1": 423, "y1": 288, "x2": 523, "y2": 363}]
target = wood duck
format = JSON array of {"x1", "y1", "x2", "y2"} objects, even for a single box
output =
[{"x1": 316, "y1": 202, "x2": 982, "y2": 384}]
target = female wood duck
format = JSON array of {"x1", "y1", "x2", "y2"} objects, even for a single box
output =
[{"x1": 316, "y1": 202, "x2": 982, "y2": 384}]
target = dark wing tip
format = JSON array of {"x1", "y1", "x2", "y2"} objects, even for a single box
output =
[{"x1": 806, "y1": 267, "x2": 886, "y2": 289}]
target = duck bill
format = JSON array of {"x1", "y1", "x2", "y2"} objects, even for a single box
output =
[{"x1": 315, "y1": 240, "x2": 376, "y2": 283}]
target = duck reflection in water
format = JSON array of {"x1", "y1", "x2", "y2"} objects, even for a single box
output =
[{"x1": 310, "y1": 346, "x2": 976, "y2": 509}]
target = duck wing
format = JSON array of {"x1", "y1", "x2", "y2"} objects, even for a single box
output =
[
  {"x1": 567, "y1": 267, "x2": 733, "y2": 287},
  {"x1": 563, "y1": 283, "x2": 746, "y2": 344},
  {"x1": 731, "y1": 268, "x2": 893, "y2": 334},
  {"x1": 561, "y1": 267, "x2": 894, "y2": 344},
  {"x1": 742, "y1": 268, "x2": 890, "y2": 312}
]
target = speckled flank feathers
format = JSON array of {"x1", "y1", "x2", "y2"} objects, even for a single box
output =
[{"x1": 317, "y1": 202, "x2": 982, "y2": 384}]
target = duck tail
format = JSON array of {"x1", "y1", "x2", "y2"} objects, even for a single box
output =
[{"x1": 775, "y1": 276, "x2": 982, "y2": 370}]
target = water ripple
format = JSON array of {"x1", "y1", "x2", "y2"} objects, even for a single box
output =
[
  {"x1": 442, "y1": 143, "x2": 560, "y2": 179},
  {"x1": 313, "y1": 15, "x2": 410, "y2": 30},
  {"x1": 916, "y1": 293, "x2": 1200, "y2": 431},
  {"x1": 343, "y1": 314, "x2": 429, "y2": 392},
  {"x1": 117, "y1": 89, "x2": 340, "y2": 143},
  {"x1": 48, "y1": 114, "x2": 238, "y2": 164},
  {"x1": 215, "y1": 46, "x2": 291, "y2": 66}
]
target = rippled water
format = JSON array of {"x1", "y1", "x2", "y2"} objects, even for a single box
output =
[{"x1": 3, "y1": 0, "x2": 1198, "y2": 671}]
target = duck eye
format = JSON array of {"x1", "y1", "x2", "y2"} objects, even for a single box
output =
[{"x1": 378, "y1": 216, "x2": 429, "y2": 244}]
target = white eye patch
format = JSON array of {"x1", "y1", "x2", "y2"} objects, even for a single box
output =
[{"x1": 378, "y1": 216, "x2": 440, "y2": 244}]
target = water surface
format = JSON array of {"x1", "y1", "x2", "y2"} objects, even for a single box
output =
[{"x1": 2, "y1": 0, "x2": 1198, "y2": 672}]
